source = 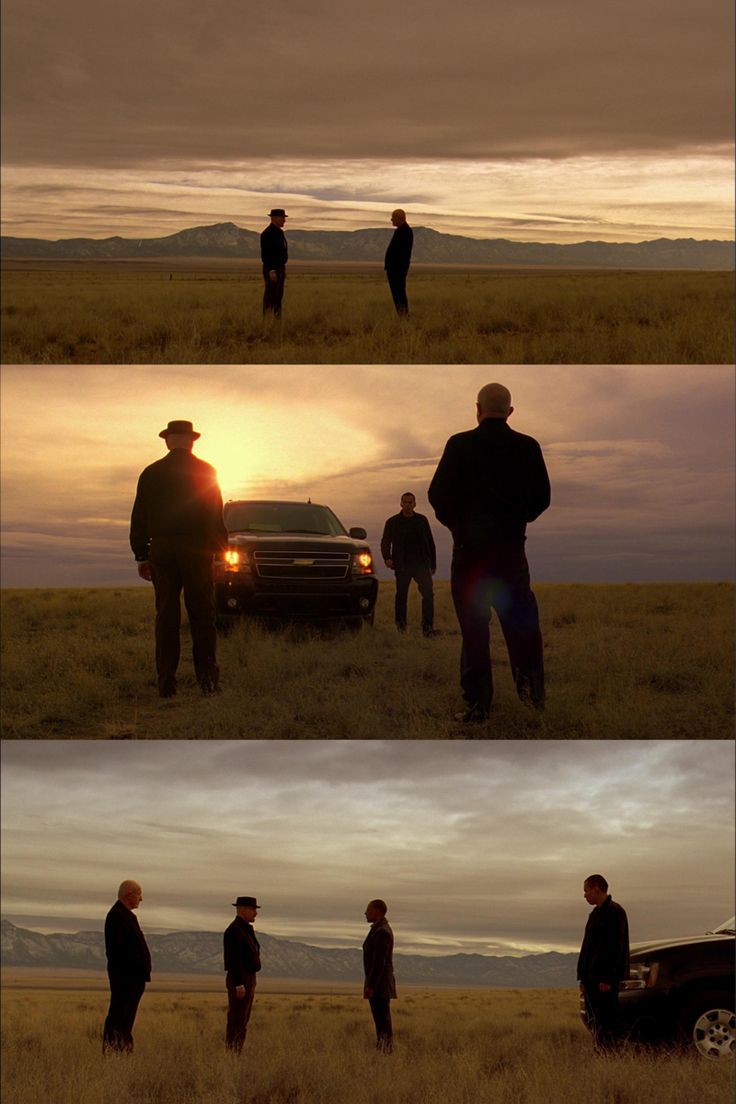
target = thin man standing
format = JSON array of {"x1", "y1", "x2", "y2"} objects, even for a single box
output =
[
  {"x1": 102, "y1": 880, "x2": 152, "y2": 1054},
  {"x1": 428, "y1": 382, "x2": 550, "y2": 724},
  {"x1": 384, "y1": 209, "x2": 413, "y2": 316},
  {"x1": 130, "y1": 419, "x2": 229, "y2": 697},
  {"x1": 223, "y1": 895, "x2": 262, "y2": 1053},
  {"x1": 577, "y1": 874, "x2": 630, "y2": 1052},
  {"x1": 363, "y1": 899, "x2": 397, "y2": 1053},
  {"x1": 380, "y1": 492, "x2": 437, "y2": 635},
  {"x1": 260, "y1": 208, "x2": 289, "y2": 318}
]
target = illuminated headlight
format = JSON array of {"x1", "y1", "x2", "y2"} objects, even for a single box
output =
[
  {"x1": 622, "y1": 962, "x2": 659, "y2": 990},
  {"x1": 352, "y1": 551, "x2": 374, "y2": 575},
  {"x1": 223, "y1": 548, "x2": 251, "y2": 573}
]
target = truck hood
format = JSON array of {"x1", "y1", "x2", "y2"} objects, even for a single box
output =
[
  {"x1": 630, "y1": 932, "x2": 735, "y2": 958},
  {"x1": 227, "y1": 533, "x2": 368, "y2": 551}
]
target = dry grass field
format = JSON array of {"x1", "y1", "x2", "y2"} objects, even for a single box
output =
[
  {"x1": 1, "y1": 266, "x2": 732, "y2": 363},
  {"x1": 1, "y1": 582, "x2": 732, "y2": 739},
  {"x1": 1, "y1": 974, "x2": 732, "y2": 1104}
]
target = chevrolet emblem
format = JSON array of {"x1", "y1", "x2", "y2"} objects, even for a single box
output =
[{"x1": 293, "y1": 558, "x2": 315, "y2": 565}]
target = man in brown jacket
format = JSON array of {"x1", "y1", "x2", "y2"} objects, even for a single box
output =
[
  {"x1": 130, "y1": 420, "x2": 229, "y2": 697},
  {"x1": 363, "y1": 899, "x2": 397, "y2": 1052},
  {"x1": 223, "y1": 895, "x2": 262, "y2": 1053}
]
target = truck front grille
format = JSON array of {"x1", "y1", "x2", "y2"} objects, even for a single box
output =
[{"x1": 253, "y1": 550, "x2": 351, "y2": 580}]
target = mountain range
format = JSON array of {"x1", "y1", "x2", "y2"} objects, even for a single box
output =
[
  {"x1": 1, "y1": 919, "x2": 577, "y2": 988},
  {"x1": 1, "y1": 222, "x2": 732, "y2": 269}
]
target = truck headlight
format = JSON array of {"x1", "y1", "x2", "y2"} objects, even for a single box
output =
[
  {"x1": 622, "y1": 962, "x2": 659, "y2": 990},
  {"x1": 352, "y1": 552, "x2": 374, "y2": 575},
  {"x1": 223, "y1": 548, "x2": 251, "y2": 573},
  {"x1": 225, "y1": 549, "x2": 240, "y2": 566}
]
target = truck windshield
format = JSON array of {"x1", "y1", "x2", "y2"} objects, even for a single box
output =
[{"x1": 225, "y1": 501, "x2": 346, "y2": 537}]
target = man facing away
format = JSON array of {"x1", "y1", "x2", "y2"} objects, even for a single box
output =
[
  {"x1": 384, "y1": 209, "x2": 413, "y2": 316},
  {"x1": 428, "y1": 382, "x2": 550, "y2": 724},
  {"x1": 260, "y1": 208, "x2": 289, "y2": 318},
  {"x1": 577, "y1": 874, "x2": 630, "y2": 1052},
  {"x1": 363, "y1": 899, "x2": 397, "y2": 1053},
  {"x1": 102, "y1": 880, "x2": 151, "y2": 1054},
  {"x1": 130, "y1": 419, "x2": 229, "y2": 698},
  {"x1": 223, "y1": 895, "x2": 262, "y2": 1054},
  {"x1": 381, "y1": 492, "x2": 437, "y2": 636}
]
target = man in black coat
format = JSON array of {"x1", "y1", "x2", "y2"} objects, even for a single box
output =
[
  {"x1": 223, "y1": 895, "x2": 262, "y2": 1053},
  {"x1": 381, "y1": 492, "x2": 437, "y2": 635},
  {"x1": 130, "y1": 419, "x2": 229, "y2": 697},
  {"x1": 260, "y1": 208, "x2": 288, "y2": 318},
  {"x1": 577, "y1": 874, "x2": 630, "y2": 1052},
  {"x1": 428, "y1": 382, "x2": 550, "y2": 724},
  {"x1": 363, "y1": 899, "x2": 397, "y2": 1053},
  {"x1": 384, "y1": 209, "x2": 413, "y2": 316},
  {"x1": 102, "y1": 880, "x2": 152, "y2": 1053}
]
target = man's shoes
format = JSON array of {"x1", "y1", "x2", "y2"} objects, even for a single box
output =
[
  {"x1": 200, "y1": 679, "x2": 221, "y2": 697},
  {"x1": 454, "y1": 703, "x2": 490, "y2": 724},
  {"x1": 395, "y1": 622, "x2": 407, "y2": 633},
  {"x1": 515, "y1": 671, "x2": 545, "y2": 710},
  {"x1": 158, "y1": 678, "x2": 177, "y2": 698},
  {"x1": 422, "y1": 625, "x2": 438, "y2": 637}
]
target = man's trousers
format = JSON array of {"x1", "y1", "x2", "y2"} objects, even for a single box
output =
[
  {"x1": 368, "y1": 996, "x2": 393, "y2": 1052},
  {"x1": 102, "y1": 979, "x2": 145, "y2": 1053},
  {"x1": 226, "y1": 976, "x2": 257, "y2": 1053},
  {"x1": 149, "y1": 537, "x2": 219, "y2": 692},
  {"x1": 394, "y1": 566, "x2": 434, "y2": 630},
  {"x1": 262, "y1": 266, "x2": 286, "y2": 317},
  {"x1": 450, "y1": 540, "x2": 544, "y2": 710},
  {"x1": 581, "y1": 984, "x2": 623, "y2": 1052},
  {"x1": 386, "y1": 269, "x2": 409, "y2": 315}
]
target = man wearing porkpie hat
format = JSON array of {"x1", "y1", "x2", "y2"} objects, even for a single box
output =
[
  {"x1": 130, "y1": 420, "x2": 229, "y2": 697},
  {"x1": 223, "y1": 895, "x2": 262, "y2": 1053},
  {"x1": 260, "y1": 208, "x2": 289, "y2": 318}
]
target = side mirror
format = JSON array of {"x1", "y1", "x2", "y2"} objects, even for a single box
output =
[{"x1": 349, "y1": 527, "x2": 367, "y2": 540}]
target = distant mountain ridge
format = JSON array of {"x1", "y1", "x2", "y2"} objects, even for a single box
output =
[
  {"x1": 1, "y1": 919, "x2": 577, "y2": 988},
  {"x1": 2, "y1": 222, "x2": 732, "y2": 269}
]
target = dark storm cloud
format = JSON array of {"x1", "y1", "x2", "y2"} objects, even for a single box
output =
[{"x1": 2, "y1": 0, "x2": 732, "y2": 167}]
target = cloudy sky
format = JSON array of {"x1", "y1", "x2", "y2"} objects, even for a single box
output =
[
  {"x1": 1, "y1": 365, "x2": 733, "y2": 586},
  {"x1": 1, "y1": 740, "x2": 733, "y2": 954},
  {"x1": 1, "y1": 0, "x2": 733, "y2": 241}
]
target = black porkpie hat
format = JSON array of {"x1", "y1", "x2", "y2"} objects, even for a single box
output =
[
  {"x1": 159, "y1": 420, "x2": 201, "y2": 440},
  {"x1": 232, "y1": 896, "x2": 260, "y2": 908},
  {"x1": 269, "y1": 208, "x2": 288, "y2": 218}
]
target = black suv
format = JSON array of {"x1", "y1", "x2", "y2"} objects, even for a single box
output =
[
  {"x1": 213, "y1": 499, "x2": 378, "y2": 626},
  {"x1": 581, "y1": 918, "x2": 735, "y2": 1059}
]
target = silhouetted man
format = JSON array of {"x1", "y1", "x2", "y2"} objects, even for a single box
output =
[
  {"x1": 261, "y1": 208, "x2": 288, "y2": 318},
  {"x1": 428, "y1": 383, "x2": 550, "y2": 724},
  {"x1": 130, "y1": 419, "x2": 229, "y2": 697},
  {"x1": 363, "y1": 899, "x2": 397, "y2": 1053},
  {"x1": 381, "y1": 493, "x2": 437, "y2": 635},
  {"x1": 384, "y1": 209, "x2": 413, "y2": 316},
  {"x1": 103, "y1": 880, "x2": 151, "y2": 1054},
  {"x1": 577, "y1": 874, "x2": 630, "y2": 1053},
  {"x1": 224, "y1": 895, "x2": 262, "y2": 1053}
]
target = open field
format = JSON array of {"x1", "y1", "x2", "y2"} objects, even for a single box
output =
[
  {"x1": 1, "y1": 976, "x2": 732, "y2": 1104},
  {"x1": 1, "y1": 266, "x2": 732, "y2": 363},
  {"x1": 1, "y1": 582, "x2": 732, "y2": 739}
]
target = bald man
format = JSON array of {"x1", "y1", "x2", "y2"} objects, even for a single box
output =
[
  {"x1": 384, "y1": 209, "x2": 413, "y2": 315},
  {"x1": 428, "y1": 383, "x2": 550, "y2": 723},
  {"x1": 102, "y1": 880, "x2": 152, "y2": 1053}
]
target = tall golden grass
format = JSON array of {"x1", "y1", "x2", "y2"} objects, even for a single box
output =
[
  {"x1": 1, "y1": 980, "x2": 732, "y2": 1104},
  {"x1": 1, "y1": 268, "x2": 732, "y2": 363},
  {"x1": 1, "y1": 583, "x2": 732, "y2": 739}
]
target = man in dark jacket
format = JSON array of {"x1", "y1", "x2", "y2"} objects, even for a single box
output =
[
  {"x1": 384, "y1": 209, "x2": 413, "y2": 316},
  {"x1": 577, "y1": 874, "x2": 630, "y2": 1052},
  {"x1": 381, "y1": 493, "x2": 437, "y2": 635},
  {"x1": 363, "y1": 899, "x2": 397, "y2": 1053},
  {"x1": 428, "y1": 382, "x2": 550, "y2": 724},
  {"x1": 223, "y1": 895, "x2": 262, "y2": 1053},
  {"x1": 260, "y1": 208, "x2": 288, "y2": 317},
  {"x1": 103, "y1": 880, "x2": 152, "y2": 1054},
  {"x1": 130, "y1": 419, "x2": 229, "y2": 697}
]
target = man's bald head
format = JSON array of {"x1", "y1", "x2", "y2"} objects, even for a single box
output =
[
  {"x1": 477, "y1": 383, "x2": 513, "y2": 421},
  {"x1": 118, "y1": 880, "x2": 143, "y2": 910}
]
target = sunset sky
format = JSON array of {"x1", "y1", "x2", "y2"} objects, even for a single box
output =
[
  {"x1": 1, "y1": 365, "x2": 733, "y2": 587},
  {"x1": 2, "y1": 740, "x2": 733, "y2": 955},
  {"x1": 1, "y1": 0, "x2": 733, "y2": 241}
]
